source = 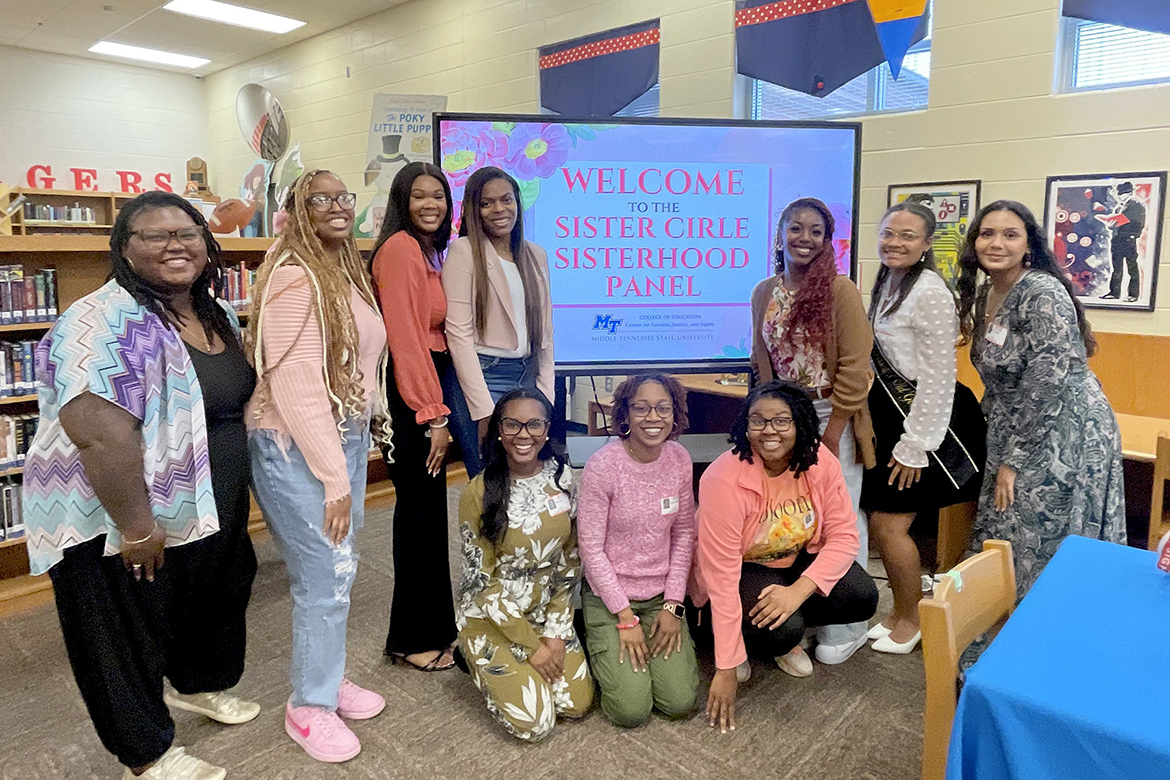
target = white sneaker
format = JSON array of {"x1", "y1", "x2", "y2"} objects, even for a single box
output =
[
  {"x1": 121, "y1": 746, "x2": 226, "y2": 780},
  {"x1": 814, "y1": 633, "x2": 868, "y2": 665},
  {"x1": 735, "y1": 660, "x2": 751, "y2": 682},
  {"x1": 165, "y1": 690, "x2": 261, "y2": 725},
  {"x1": 775, "y1": 645, "x2": 814, "y2": 677}
]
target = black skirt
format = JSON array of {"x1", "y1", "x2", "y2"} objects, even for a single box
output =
[{"x1": 860, "y1": 381, "x2": 985, "y2": 513}]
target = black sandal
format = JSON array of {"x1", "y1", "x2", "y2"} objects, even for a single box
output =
[{"x1": 387, "y1": 648, "x2": 456, "y2": 672}]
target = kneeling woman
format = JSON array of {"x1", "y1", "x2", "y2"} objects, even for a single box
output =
[
  {"x1": 577, "y1": 374, "x2": 699, "y2": 727},
  {"x1": 456, "y1": 389, "x2": 593, "y2": 741},
  {"x1": 696, "y1": 380, "x2": 878, "y2": 733}
]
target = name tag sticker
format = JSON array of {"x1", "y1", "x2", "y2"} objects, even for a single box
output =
[
  {"x1": 546, "y1": 493, "x2": 571, "y2": 516},
  {"x1": 803, "y1": 511, "x2": 816, "y2": 529},
  {"x1": 985, "y1": 323, "x2": 1008, "y2": 346},
  {"x1": 661, "y1": 496, "x2": 679, "y2": 515}
]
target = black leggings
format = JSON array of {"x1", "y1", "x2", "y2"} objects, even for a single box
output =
[{"x1": 739, "y1": 552, "x2": 877, "y2": 659}]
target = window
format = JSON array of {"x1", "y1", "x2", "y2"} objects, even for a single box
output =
[
  {"x1": 1060, "y1": 17, "x2": 1170, "y2": 91},
  {"x1": 751, "y1": 10, "x2": 931, "y2": 120},
  {"x1": 615, "y1": 82, "x2": 660, "y2": 117}
]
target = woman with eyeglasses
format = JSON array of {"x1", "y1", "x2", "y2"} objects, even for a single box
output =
[
  {"x1": 577, "y1": 374, "x2": 699, "y2": 727},
  {"x1": 443, "y1": 167, "x2": 555, "y2": 442},
  {"x1": 861, "y1": 202, "x2": 985, "y2": 655},
  {"x1": 24, "y1": 192, "x2": 258, "y2": 780},
  {"x1": 749, "y1": 197, "x2": 875, "y2": 668},
  {"x1": 455, "y1": 388, "x2": 593, "y2": 742},
  {"x1": 247, "y1": 170, "x2": 388, "y2": 763},
  {"x1": 370, "y1": 162, "x2": 473, "y2": 673},
  {"x1": 694, "y1": 381, "x2": 878, "y2": 734}
]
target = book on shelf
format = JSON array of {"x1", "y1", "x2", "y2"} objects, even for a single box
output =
[
  {"x1": 0, "y1": 266, "x2": 60, "y2": 324},
  {"x1": 0, "y1": 413, "x2": 37, "y2": 468},
  {"x1": 222, "y1": 261, "x2": 256, "y2": 313},
  {"x1": 1, "y1": 480, "x2": 24, "y2": 541},
  {"x1": 0, "y1": 341, "x2": 38, "y2": 397}
]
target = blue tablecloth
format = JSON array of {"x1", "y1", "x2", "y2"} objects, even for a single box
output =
[{"x1": 947, "y1": 535, "x2": 1170, "y2": 780}]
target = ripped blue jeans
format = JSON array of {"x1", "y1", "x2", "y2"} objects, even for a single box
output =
[{"x1": 249, "y1": 420, "x2": 370, "y2": 711}]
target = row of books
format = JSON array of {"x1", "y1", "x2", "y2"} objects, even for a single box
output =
[
  {"x1": 223, "y1": 263, "x2": 256, "y2": 313},
  {"x1": 0, "y1": 342, "x2": 38, "y2": 397},
  {"x1": 0, "y1": 481, "x2": 23, "y2": 541},
  {"x1": 0, "y1": 414, "x2": 37, "y2": 468},
  {"x1": 0, "y1": 266, "x2": 59, "y2": 324}
]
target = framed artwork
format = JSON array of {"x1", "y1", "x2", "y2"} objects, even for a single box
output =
[
  {"x1": 887, "y1": 180, "x2": 981, "y2": 291},
  {"x1": 1044, "y1": 171, "x2": 1166, "y2": 311}
]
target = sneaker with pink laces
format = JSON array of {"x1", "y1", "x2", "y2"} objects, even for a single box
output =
[
  {"x1": 284, "y1": 702, "x2": 361, "y2": 763},
  {"x1": 336, "y1": 678, "x2": 385, "y2": 720}
]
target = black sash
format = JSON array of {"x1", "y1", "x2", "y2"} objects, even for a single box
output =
[{"x1": 871, "y1": 340, "x2": 983, "y2": 491}]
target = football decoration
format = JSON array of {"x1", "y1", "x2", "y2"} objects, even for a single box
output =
[{"x1": 209, "y1": 198, "x2": 256, "y2": 234}]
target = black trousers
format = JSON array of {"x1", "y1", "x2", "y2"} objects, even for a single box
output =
[
  {"x1": 1109, "y1": 233, "x2": 1140, "y2": 298},
  {"x1": 383, "y1": 353, "x2": 458, "y2": 656},
  {"x1": 739, "y1": 552, "x2": 877, "y2": 659},
  {"x1": 49, "y1": 527, "x2": 256, "y2": 769}
]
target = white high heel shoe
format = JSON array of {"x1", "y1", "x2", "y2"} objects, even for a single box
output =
[
  {"x1": 866, "y1": 622, "x2": 893, "y2": 641},
  {"x1": 871, "y1": 630, "x2": 921, "y2": 654}
]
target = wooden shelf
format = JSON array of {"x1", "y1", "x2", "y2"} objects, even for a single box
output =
[
  {"x1": 0, "y1": 467, "x2": 22, "y2": 478},
  {"x1": 0, "y1": 322, "x2": 51, "y2": 333},
  {"x1": 0, "y1": 395, "x2": 35, "y2": 405},
  {"x1": 0, "y1": 236, "x2": 374, "y2": 253},
  {"x1": 0, "y1": 536, "x2": 25, "y2": 550},
  {"x1": 23, "y1": 221, "x2": 111, "y2": 229}
]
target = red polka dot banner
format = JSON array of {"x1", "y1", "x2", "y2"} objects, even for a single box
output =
[
  {"x1": 734, "y1": 0, "x2": 859, "y2": 28},
  {"x1": 539, "y1": 19, "x2": 661, "y2": 116}
]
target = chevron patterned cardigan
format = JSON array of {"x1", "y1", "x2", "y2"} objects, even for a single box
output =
[{"x1": 22, "y1": 279, "x2": 220, "y2": 575}]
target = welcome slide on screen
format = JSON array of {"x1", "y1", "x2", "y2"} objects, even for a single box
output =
[{"x1": 437, "y1": 116, "x2": 859, "y2": 370}]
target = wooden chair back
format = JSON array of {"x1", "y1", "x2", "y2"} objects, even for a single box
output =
[
  {"x1": 1149, "y1": 435, "x2": 1170, "y2": 551},
  {"x1": 918, "y1": 539, "x2": 1016, "y2": 780}
]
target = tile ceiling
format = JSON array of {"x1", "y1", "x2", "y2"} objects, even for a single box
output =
[{"x1": 0, "y1": 0, "x2": 407, "y2": 74}]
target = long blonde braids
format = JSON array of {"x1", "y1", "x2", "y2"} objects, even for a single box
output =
[{"x1": 247, "y1": 169, "x2": 381, "y2": 431}]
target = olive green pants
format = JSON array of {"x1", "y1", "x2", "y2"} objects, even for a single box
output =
[{"x1": 582, "y1": 590, "x2": 699, "y2": 727}]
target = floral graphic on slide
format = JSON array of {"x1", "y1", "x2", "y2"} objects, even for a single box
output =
[
  {"x1": 504, "y1": 123, "x2": 572, "y2": 179},
  {"x1": 441, "y1": 122, "x2": 509, "y2": 187}
]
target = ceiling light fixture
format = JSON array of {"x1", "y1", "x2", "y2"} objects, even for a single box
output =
[
  {"x1": 89, "y1": 41, "x2": 211, "y2": 68},
  {"x1": 163, "y1": 0, "x2": 306, "y2": 34}
]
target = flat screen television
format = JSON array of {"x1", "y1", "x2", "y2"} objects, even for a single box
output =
[{"x1": 434, "y1": 113, "x2": 861, "y2": 374}]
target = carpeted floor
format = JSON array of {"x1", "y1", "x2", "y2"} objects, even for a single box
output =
[{"x1": 0, "y1": 487, "x2": 924, "y2": 780}]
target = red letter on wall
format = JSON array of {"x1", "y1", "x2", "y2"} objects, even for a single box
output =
[
  {"x1": 154, "y1": 173, "x2": 173, "y2": 193},
  {"x1": 26, "y1": 165, "x2": 56, "y2": 188},
  {"x1": 70, "y1": 168, "x2": 99, "y2": 191},
  {"x1": 116, "y1": 170, "x2": 144, "y2": 193}
]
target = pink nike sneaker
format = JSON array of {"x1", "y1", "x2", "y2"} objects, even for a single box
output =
[
  {"x1": 336, "y1": 678, "x2": 385, "y2": 720},
  {"x1": 284, "y1": 702, "x2": 361, "y2": 763}
]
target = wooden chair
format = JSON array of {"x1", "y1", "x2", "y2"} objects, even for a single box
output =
[
  {"x1": 1149, "y1": 435, "x2": 1170, "y2": 551},
  {"x1": 918, "y1": 539, "x2": 1016, "y2": 780},
  {"x1": 936, "y1": 500, "x2": 977, "y2": 571}
]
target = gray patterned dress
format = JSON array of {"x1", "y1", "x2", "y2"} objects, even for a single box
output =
[{"x1": 970, "y1": 271, "x2": 1125, "y2": 599}]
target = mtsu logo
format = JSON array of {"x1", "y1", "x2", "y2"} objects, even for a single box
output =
[{"x1": 593, "y1": 314, "x2": 623, "y2": 333}]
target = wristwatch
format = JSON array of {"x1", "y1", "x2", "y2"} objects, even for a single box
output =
[{"x1": 662, "y1": 601, "x2": 685, "y2": 619}]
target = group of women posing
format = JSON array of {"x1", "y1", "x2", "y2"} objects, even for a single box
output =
[{"x1": 21, "y1": 161, "x2": 1126, "y2": 775}]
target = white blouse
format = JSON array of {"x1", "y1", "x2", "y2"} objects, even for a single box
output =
[
  {"x1": 871, "y1": 269, "x2": 958, "y2": 469},
  {"x1": 477, "y1": 257, "x2": 530, "y2": 359}
]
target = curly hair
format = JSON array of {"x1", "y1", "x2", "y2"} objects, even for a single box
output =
[
  {"x1": 479, "y1": 388, "x2": 568, "y2": 547},
  {"x1": 956, "y1": 199, "x2": 1096, "y2": 355},
  {"x1": 773, "y1": 198, "x2": 838, "y2": 348},
  {"x1": 371, "y1": 161, "x2": 453, "y2": 265},
  {"x1": 610, "y1": 373, "x2": 689, "y2": 439},
  {"x1": 247, "y1": 170, "x2": 379, "y2": 427},
  {"x1": 457, "y1": 167, "x2": 545, "y2": 357},
  {"x1": 729, "y1": 380, "x2": 821, "y2": 474},
  {"x1": 110, "y1": 191, "x2": 235, "y2": 347}
]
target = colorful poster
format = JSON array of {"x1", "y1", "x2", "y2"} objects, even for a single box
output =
[
  {"x1": 438, "y1": 116, "x2": 860, "y2": 369},
  {"x1": 1044, "y1": 171, "x2": 1166, "y2": 311},
  {"x1": 355, "y1": 93, "x2": 447, "y2": 238},
  {"x1": 888, "y1": 181, "x2": 981, "y2": 292}
]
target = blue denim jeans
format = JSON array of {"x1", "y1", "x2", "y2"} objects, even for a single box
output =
[
  {"x1": 249, "y1": 420, "x2": 370, "y2": 711},
  {"x1": 477, "y1": 353, "x2": 537, "y2": 406}
]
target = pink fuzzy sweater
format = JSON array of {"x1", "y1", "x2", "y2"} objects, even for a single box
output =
[{"x1": 576, "y1": 440, "x2": 696, "y2": 615}]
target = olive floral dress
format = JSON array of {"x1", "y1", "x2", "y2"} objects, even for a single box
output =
[
  {"x1": 970, "y1": 271, "x2": 1125, "y2": 599},
  {"x1": 456, "y1": 461, "x2": 593, "y2": 742}
]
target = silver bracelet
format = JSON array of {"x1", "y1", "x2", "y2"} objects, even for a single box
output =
[{"x1": 124, "y1": 524, "x2": 158, "y2": 545}]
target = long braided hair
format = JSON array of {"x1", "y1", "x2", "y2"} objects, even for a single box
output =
[
  {"x1": 110, "y1": 191, "x2": 235, "y2": 346},
  {"x1": 247, "y1": 170, "x2": 379, "y2": 425},
  {"x1": 773, "y1": 198, "x2": 838, "y2": 349}
]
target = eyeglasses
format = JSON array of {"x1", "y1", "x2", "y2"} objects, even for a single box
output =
[
  {"x1": 500, "y1": 417, "x2": 549, "y2": 436},
  {"x1": 747, "y1": 415, "x2": 794, "y2": 433},
  {"x1": 132, "y1": 228, "x2": 205, "y2": 249},
  {"x1": 307, "y1": 192, "x2": 358, "y2": 212},
  {"x1": 629, "y1": 402, "x2": 674, "y2": 419},
  {"x1": 879, "y1": 229, "x2": 924, "y2": 242}
]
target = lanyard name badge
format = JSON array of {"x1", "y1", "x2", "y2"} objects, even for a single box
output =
[
  {"x1": 546, "y1": 492, "x2": 571, "y2": 516},
  {"x1": 660, "y1": 496, "x2": 679, "y2": 515},
  {"x1": 985, "y1": 322, "x2": 1008, "y2": 346}
]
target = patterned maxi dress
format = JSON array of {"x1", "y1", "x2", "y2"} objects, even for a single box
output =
[
  {"x1": 456, "y1": 461, "x2": 593, "y2": 742},
  {"x1": 970, "y1": 271, "x2": 1126, "y2": 598}
]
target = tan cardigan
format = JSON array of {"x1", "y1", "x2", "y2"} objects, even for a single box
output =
[
  {"x1": 749, "y1": 274, "x2": 876, "y2": 468},
  {"x1": 442, "y1": 236, "x2": 555, "y2": 420}
]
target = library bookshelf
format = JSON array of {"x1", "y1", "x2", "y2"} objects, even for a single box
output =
[{"x1": 0, "y1": 231, "x2": 408, "y2": 607}]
